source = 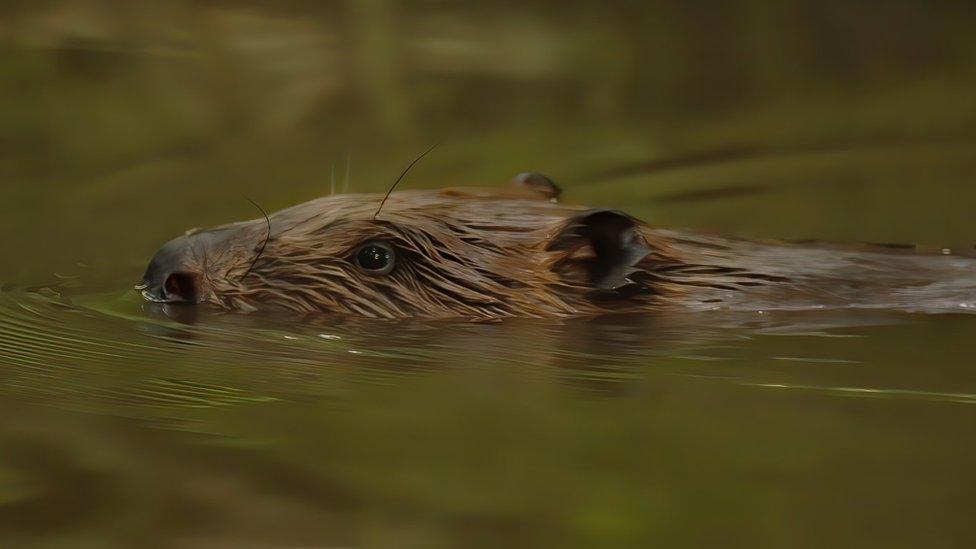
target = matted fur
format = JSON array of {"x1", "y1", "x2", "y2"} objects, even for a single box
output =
[
  {"x1": 142, "y1": 182, "x2": 976, "y2": 318},
  {"x1": 191, "y1": 190, "x2": 678, "y2": 318}
]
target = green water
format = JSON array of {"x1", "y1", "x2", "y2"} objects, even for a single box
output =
[{"x1": 2, "y1": 1, "x2": 976, "y2": 547}]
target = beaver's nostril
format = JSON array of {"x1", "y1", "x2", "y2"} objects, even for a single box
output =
[
  {"x1": 163, "y1": 272, "x2": 199, "y2": 303},
  {"x1": 140, "y1": 235, "x2": 207, "y2": 304}
]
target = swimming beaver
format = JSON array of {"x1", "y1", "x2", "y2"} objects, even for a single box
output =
[{"x1": 139, "y1": 173, "x2": 976, "y2": 318}]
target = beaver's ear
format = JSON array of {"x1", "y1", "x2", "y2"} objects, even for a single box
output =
[
  {"x1": 506, "y1": 172, "x2": 561, "y2": 200},
  {"x1": 547, "y1": 209, "x2": 651, "y2": 292}
]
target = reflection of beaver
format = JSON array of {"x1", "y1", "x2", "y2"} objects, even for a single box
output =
[{"x1": 139, "y1": 173, "x2": 976, "y2": 318}]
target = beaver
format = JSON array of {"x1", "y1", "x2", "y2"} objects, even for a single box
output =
[{"x1": 138, "y1": 173, "x2": 976, "y2": 319}]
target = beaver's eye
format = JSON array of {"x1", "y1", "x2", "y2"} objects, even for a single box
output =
[{"x1": 354, "y1": 242, "x2": 395, "y2": 275}]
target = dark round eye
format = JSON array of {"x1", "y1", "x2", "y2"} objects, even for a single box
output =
[{"x1": 354, "y1": 242, "x2": 395, "y2": 275}]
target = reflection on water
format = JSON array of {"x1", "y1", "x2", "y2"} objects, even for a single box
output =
[
  {"x1": 3, "y1": 285, "x2": 976, "y2": 546},
  {"x1": 2, "y1": 0, "x2": 976, "y2": 547}
]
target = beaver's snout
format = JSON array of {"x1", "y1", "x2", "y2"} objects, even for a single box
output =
[{"x1": 138, "y1": 237, "x2": 203, "y2": 304}]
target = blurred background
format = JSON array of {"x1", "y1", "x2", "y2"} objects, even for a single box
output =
[
  {"x1": 2, "y1": 0, "x2": 976, "y2": 285},
  {"x1": 2, "y1": 1, "x2": 976, "y2": 548}
]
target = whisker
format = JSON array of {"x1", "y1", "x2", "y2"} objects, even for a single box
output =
[
  {"x1": 330, "y1": 163, "x2": 336, "y2": 196},
  {"x1": 373, "y1": 143, "x2": 439, "y2": 220},
  {"x1": 240, "y1": 196, "x2": 271, "y2": 281}
]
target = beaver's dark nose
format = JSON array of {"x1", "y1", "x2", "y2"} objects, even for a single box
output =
[{"x1": 137, "y1": 238, "x2": 202, "y2": 304}]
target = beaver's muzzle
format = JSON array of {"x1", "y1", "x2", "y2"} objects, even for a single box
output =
[{"x1": 137, "y1": 237, "x2": 203, "y2": 304}]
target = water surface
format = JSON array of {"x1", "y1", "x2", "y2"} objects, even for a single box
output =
[{"x1": 2, "y1": 2, "x2": 976, "y2": 547}]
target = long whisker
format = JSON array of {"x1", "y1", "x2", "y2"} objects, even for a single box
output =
[
  {"x1": 330, "y1": 163, "x2": 336, "y2": 196},
  {"x1": 373, "y1": 143, "x2": 438, "y2": 220},
  {"x1": 240, "y1": 196, "x2": 271, "y2": 281}
]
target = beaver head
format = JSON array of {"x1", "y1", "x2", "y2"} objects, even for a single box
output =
[{"x1": 139, "y1": 174, "x2": 679, "y2": 318}]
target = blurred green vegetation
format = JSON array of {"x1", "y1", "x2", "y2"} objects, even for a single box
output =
[
  {"x1": 1, "y1": 0, "x2": 976, "y2": 284},
  {"x1": 2, "y1": 1, "x2": 975, "y2": 167}
]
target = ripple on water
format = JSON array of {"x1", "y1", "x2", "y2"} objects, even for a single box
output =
[
  {"x1": 0, "y1": 286, "x2": 412, "y2": 416},
  {"x1": 1, "y1": 284, "x2": 975, "y2": 421}
]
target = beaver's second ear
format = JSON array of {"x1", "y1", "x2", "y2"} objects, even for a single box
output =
[
  {"x1": 506, "y1": 172, "x2": 561, "y2": 200},
  {"x1": 547, "y1": 209, "x2": 651, "y2": 292}
]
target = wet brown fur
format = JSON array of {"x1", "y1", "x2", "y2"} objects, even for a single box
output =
[
  {"x1": 195, "y1": 187, "x2": 676, "y2": 318},
  {"x1": 144, "y1": 178, "x2": 976, "y2": 318}
]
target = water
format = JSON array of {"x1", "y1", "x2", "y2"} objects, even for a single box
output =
[{"x1": 2, "y1": 2, "x2": 976, "y2": 547}]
